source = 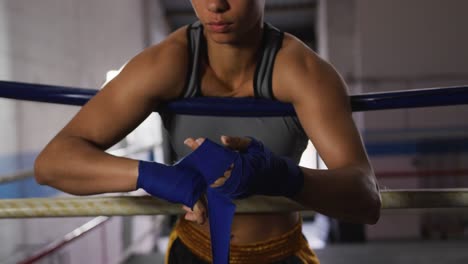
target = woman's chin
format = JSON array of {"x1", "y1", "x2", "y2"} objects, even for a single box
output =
[{"x1": 206, "y1": 32, "x2": 244, "y2": 45}]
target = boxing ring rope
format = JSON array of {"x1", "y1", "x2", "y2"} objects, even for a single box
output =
[
  {"x1": 4, "y1": 143, "x2": 159, "y2": 263},
  {"x1": 1, "y1": 80, "x2": 468, "y2": 115},
  {"x1": 0, "y1": 80, "x2": 468, "y2": 218},
  {"x1": 0, "y1": 189, "x2": 468, "y2": 218},
  {"x1": 0, "y1": 169, "x2": 35, "y2": 184},
  {"x1": 7, "y1": 144, "x2": 158, "y2": 264}
]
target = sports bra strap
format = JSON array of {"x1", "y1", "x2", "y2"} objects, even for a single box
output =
[{"x1": 184, "y1": 21, "x2": 284, "y2": 100}]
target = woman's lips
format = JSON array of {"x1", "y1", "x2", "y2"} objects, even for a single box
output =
[{"x1": 207, "y1": 22, "x2": 232, "y2": 33}]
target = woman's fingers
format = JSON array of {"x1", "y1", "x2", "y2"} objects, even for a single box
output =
[
  {"x1": 182, "y1": 205, "x2": 194, "y2": 213},
  {"x1": 183, "y1": 136, "x2": 242, "y2": 189},
  {"x1": 210, "y1": 164, "x2": 233, "y2": 188},
  {"x1": 186, "y1": 136, "x2": 250, "y2": 151},
  {"x1": 193, "y1": 201, "x2": 206, "y2": 225},
  {"x1": 182, "y1": 200, "x2": 207, "y2": 225},
  {"x1": 183, "y1": 205, "x2": 196, "y2": 221},
  {"x1": 184, "y1": 137, "x2": 206, "y2": 151},
  {"x1": 221, "y1": 135, "x2": 251, "y2": 151},
  {"x1": 184, "y1": 207, "x2": 200, "y2": 222}
]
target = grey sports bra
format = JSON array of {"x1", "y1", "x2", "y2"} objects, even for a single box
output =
[{"x1": 160, "y1": 22, "x2": 308, "y2": 163}]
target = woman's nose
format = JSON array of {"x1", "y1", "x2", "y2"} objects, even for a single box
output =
[{"x1": 207, "y1": 0, "x2": 229, "y2": 13}]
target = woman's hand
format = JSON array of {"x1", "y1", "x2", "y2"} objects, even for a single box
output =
[{"x1": 181, "y1": 136, "x2": 248, "y2": 224}]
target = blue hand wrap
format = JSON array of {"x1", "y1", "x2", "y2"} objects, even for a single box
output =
[
  {"x1": 180, "y1": 138, "x2": 304, "y2": 264},
  {"x1": 139, "y1": 138, "x2": 303, "y2": 264},
  {"x1": 137, "y1": 154, "x2": 207, "y2": 208},
  {"x1": 177, "y1": 140, "x2": 237, "y2": 264},
  {"x1": 216, "y1": 138, "x2": 304, "y2": 199}
]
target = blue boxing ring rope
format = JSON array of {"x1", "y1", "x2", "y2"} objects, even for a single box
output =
[
  {"x1": 1, "y1": 80, "x2": 468, "y2": 116},
  {"x1": 1, "y1": 80, "x2": 468, "y2": 213},
  {"x1": 0, "y1": 81, "x2": 468, "y2": 211},
  {"x1": 2, "y1": 79, "x2": 468, "y2": 264}
]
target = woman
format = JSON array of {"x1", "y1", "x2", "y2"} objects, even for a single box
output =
[{"x1": 35, "y1": 1, "x2": 381, "y2": 263}]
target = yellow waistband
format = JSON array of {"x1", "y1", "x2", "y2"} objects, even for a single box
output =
[{"x1": 167, "y1": 217, "x2": 319, "y2": 264}]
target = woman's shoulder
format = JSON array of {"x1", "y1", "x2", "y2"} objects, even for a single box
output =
[
  {"x1": 116, "y1": 26, "x2": 192, "y2": 101},
  {"x1": 277, "y1": 33, "x2": 321, "y2": 69},
  {"x1": 273, "y1": 33, "x2": 345, "y2": 102},
  {"x1": 145, "y1": 26, "x2": 190, "y2": 61},
  {"x1": 277, "y1": 32, "x2": 340, "y2": 81}
]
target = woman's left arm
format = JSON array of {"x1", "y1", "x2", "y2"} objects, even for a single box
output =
[{"x1": 273, "y1": 36, "x2": 381, "y2": 224}]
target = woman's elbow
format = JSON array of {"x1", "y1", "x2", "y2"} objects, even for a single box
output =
[
  {"x1": 34, "y1": 151, "x2": 55, "y2": 186},
  {"x1": 365, "y1": 190, "x2": 382, "y2": 225},
  {"x1": 359, "y1": 168, "x2": 382, "y2": 224}
]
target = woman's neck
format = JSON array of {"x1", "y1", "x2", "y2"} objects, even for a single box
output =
[{"x1": 204, "y1": 24, "x2": 264, "y2": 90}]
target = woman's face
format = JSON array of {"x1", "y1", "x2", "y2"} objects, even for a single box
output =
[{"x1": 191, "y1": 0, "x2": 265, "y2": 44}]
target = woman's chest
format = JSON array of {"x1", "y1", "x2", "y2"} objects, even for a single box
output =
[
  {"x1": 199, "y1": 67, "x2": 255, "y2": 98},
  {"x1": 162, "y1": 114, "x2": 308, "y2": 163}
]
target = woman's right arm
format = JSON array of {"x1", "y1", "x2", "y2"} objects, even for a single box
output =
[{"x1": 34, "y1": 31, "x2": 189, "y2": 195}]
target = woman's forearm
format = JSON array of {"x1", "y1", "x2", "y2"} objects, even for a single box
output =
[
  {"x1": 34, "y1": 135, "x2": 139, "y2": 195},
  {"x1": 294, "y1": 165, "x2": 381, "y2": 224}
]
